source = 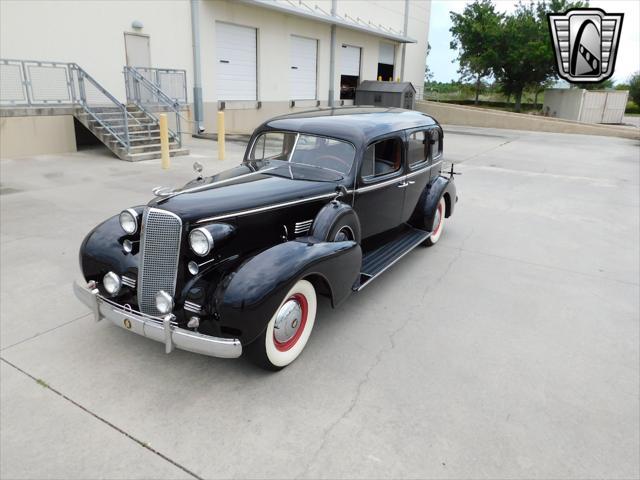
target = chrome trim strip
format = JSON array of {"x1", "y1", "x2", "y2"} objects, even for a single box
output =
[
  {"x1": 122, "y1": 276, "x2": 136, "y2": 288},
  {"x1": 73, "y1": 281, "x2": 241, "y2": 359},
  {"x1": 194, "y1": 161, "x2": 445, "y2": 224},
  {"x1": 196, "y1": 193, "x2": 336, "y2": 224},
  {"x1": 184, "y1": 301, "x2": 202, "y2": 313},
  {"x1": 157, "y1": 167, "x2": 278, "y2": 201},
  {"x1": 357, "y1": 175, "x2": 405, "y2": 194},
  {"x1": 294, "y1": 219, "x2": 313, "y2": 234}
]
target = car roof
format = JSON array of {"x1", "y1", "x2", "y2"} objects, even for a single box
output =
[{"x1": 261, "y1": 107, "x2": 438, "y2": 145}]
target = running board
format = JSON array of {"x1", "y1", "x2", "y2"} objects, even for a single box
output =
[{"x1": 355, "y1": 227, "x2": 430, "y2": 291}]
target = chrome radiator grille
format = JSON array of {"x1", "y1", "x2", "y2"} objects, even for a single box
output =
[{"x1": 137, "y1": 208, "x2": 182, "y2": 315}]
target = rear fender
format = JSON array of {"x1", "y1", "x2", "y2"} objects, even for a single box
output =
[
  {"x1": 422, "y1": 175, "x2": 457, "y2": 227},
  {"x1": 215, "y1": 239, "x2": 361, "y2": 345}
]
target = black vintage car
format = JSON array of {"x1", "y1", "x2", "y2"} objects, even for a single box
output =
[{"x1": 74, "y1": 107, "x2": 457, "y2": 370}]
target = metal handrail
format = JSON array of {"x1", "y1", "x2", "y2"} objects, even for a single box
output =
[
  {"x1": 124, "y1": 66, "x2": 182, "y2": 148},
  {"x1": 0, "y1": 58, "x2": 134, "y2": 153},
  {"x1": 70, "y1": 64, "x2": 131, "y2": 150}
]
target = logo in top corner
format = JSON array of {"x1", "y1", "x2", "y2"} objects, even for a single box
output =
[{"x1": 548, "y1": 8, "x2": 624, "y2": 83}]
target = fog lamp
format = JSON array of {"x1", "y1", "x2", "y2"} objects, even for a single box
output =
[
  {"x1": 123, "y1": 239, "x2": 133, "y2": 253},
  {"x1": 155, "y1": 290, "x2": 174, "y2": 314},
  {"x1": 187, "y1": 316, "x2": 200, "y2": 329},
  {"x1": 103, "y1": 271, "x2": 121, "y2": 295},
  {"x1": 188, "y1": 261, "x2": 199, "y2": 275}
]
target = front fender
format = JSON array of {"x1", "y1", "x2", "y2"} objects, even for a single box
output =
[
  {"x1": 215, "y1": 239, "x2": 362, "y2": 345},
  {"x1": 79, "y1": 214, "x2": 140, "y2": 284}
]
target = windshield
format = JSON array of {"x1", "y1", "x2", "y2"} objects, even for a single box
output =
[{"x1": 248, "y1": 132, "x2": 355, "y2": 176}]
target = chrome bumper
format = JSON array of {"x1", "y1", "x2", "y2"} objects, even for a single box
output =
[{"x1": 73, "y1": 281, "x2": 242, "y2": 359}]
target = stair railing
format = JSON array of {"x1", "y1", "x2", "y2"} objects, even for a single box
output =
[
  {"x1": 124, "y1": 66, "x2": 182, "y2": 148},
  {"x1": 69, "y1": 64, "x2": 135, "y2": 152},
  {"x1": 0, "y1": 58, "x2": 139, "y2": 154}
]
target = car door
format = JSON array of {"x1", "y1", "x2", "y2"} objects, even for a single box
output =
[
  {"x1": 353, "y1": 135, "x2": 406, "y2": 239},
  {"x1": 401, "y1": 127, "x2": 443, "y2": 223}
]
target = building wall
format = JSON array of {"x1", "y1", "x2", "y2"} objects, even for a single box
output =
[
  {"x1": 0, "y1": 0, "x2": 193, "y2": 101},
  {"x1": 0, "y1": 116, "x2": 76, "y2": 158},
  {"x1": 1, "y1": 0, "x2": 431, "y2": 136}
]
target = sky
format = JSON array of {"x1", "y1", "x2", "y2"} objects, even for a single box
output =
[{"x1": 427, "y1": 0, "x2": 640, "y2": 84}]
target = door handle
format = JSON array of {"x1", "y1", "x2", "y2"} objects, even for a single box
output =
[{"x1": 397, "y1": 181, "x2": 409, "y2": 188}]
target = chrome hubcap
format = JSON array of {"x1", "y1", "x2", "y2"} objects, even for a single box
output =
[{"x1": 273, "y1": 298, "x2": 303, "y2": 344}]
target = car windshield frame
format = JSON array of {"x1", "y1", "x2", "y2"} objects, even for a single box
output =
[{"x1": 247, "y1": 131, "x2": 357, "y2": 177}]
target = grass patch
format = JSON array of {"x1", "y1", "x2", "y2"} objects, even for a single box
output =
[{"x1": 35, "y1": 378, "x2": 49, "y2": 388}]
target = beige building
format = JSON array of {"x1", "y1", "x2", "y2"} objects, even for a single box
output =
[{"x1": 0, "y1": 0, "x2": 431, "y2": 157}]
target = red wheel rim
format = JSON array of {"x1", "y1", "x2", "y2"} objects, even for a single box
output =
[
  {"x1": 432, "y1": 202, "x2": 444, "y2": 236},
  {"x1": 273, "y1": 293, "x2": 308, "y2": 352}
]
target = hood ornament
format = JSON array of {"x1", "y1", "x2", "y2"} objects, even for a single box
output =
[
  {"x1": 152, "y1": 186, "x2": 175, "y2": 197},
  {"x1": 193, "y1": 161, "x2": 204, "y2": 180}
]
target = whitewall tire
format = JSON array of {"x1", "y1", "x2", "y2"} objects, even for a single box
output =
[
  {"x1": 425, "y1": 197, "x2": 446, "y2": 247},
  {"x1": 247, "y1": 279, "x2": 317, "y2": 370}
]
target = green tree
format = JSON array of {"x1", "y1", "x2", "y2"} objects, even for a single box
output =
[
  {"x1": 449, "y1": 0, "x2": 503, "y2": 104},
  {"x1": 628, "y1": 73, "x2": 640, "y2": 106},
  {"x1": 493, "y1": 0, "x2": 587, "y2": 112}
]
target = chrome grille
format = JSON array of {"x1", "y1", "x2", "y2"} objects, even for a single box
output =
[{"x1": 138, "y1": 208, "x2": 182, "y2": 315}]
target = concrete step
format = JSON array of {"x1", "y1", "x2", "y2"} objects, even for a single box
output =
[{"x1": 122, "y1": 148, "x2": 190, "y2": 162}]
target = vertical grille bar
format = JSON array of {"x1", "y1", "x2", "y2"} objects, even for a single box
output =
[{"x1": 137, "y1": 207, "x2": 182, "y2": 315}]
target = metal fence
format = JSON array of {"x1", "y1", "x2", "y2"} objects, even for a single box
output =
[{"x1": 128, "y1": 67, "x2": 188, "y2": 105}]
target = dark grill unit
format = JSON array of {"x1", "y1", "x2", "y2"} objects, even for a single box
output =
[{"x1": 355, "y1": 80, "x2": 416, "y2": 109}]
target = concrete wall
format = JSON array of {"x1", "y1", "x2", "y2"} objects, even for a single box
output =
[
  {"x1": 543, "y1": 89, "x2": 584, "y2": 121},
  {"x1": 0, "y1": 116, "x2": 77, "y2": 158},
  {"x1": 416, "y1": 101, "x2": 640, "y2": 140}
]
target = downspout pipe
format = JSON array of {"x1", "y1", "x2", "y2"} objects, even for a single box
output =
[
  {"x1": 328, "y1": 0, "x2": 337, "y2": 107},
  {"x1": 190, "y1": 0, "x2": 204, "y2": 133},
  {"x1": 400, "y1": 0, "x2": 409, "y2": 81}
]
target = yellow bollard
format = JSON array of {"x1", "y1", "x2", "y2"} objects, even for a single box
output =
[
  {"x1": 396, "y1": 77, "x2": 400, "y2": 82},
  {"x1": 377, "y1": 75, "x2": 382, "y2": 81},
  {"x1": 159, "y1": 113, "x2": 170, "y2": 170},
  {"x1": 217, "y1": 111, "x2": 225, "y2": 161}
]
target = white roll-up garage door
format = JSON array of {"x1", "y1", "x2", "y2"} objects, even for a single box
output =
[
  {"x1": 216, "y1": 22, "x2": 257, "y2": 101},
  {"x1": 341, "y1": 45, "x2": 361, "y2": 76},
  {"x1": 290, "y1": 36, "x2": 317, "y2": 100}
]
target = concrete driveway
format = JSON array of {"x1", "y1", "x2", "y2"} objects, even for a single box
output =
[{"x1": 1, "y1": 126, "x2": 638, "y2": 479}]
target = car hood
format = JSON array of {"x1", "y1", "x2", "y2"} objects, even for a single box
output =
[{"x1": 147, "y1": 163, "x2": 340, "y2": 224}]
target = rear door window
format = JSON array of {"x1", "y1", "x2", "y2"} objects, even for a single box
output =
[{"x1": 407, "y1": 130, "x2": 428, "y2": 168}]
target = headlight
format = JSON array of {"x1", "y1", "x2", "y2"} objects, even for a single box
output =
[
  {"x1": 189, "y1": 228, "x2": 213, "y2": 256},
  {"x1": 103, "y1": 271, "x2": 121, "y2": 295},
  {"x1": 119, "y1": 208, "x2": 138, "y2": 234},
  {"x1": 155, "y1": 290, "x2": 174, "y2": 314}
]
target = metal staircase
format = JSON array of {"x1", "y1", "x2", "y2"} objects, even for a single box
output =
[{"x1": 0, "y1": 59, "x2": 189, "y2": 161}]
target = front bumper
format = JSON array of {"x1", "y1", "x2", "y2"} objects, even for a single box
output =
[{"x1": 73, "y1": 281, "x2": 242, "y2": 359}]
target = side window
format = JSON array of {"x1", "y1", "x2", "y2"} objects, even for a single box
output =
[
  {"x1": 431, "y1": 130, "x2": 442, "y2": 160},
  {"x1": 361, "y1": 137, "x2": 403, "y2": 180},
  {"x1": 407, "y1": 130, "x2": 428, "y2": 167}
]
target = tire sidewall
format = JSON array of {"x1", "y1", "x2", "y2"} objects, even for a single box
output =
[
  {"x1": 263, "y1": 279, "x2": 317, "y2": 368},
  {"x1": 425, "y1": 197, "x2": 446, "y2": 246}
]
